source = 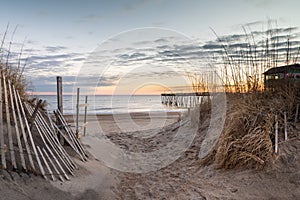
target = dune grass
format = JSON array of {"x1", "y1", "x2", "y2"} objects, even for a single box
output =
[
  {"x1": 197, "y1": 22, "x2": 300, "y2": 169},
  {"x1": 0, "y1": 25, "x2": 29, "y2": 101}
]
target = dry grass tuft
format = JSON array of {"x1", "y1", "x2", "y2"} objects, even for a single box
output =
[
  {"x1": 201, "y1": 90, "x2": 297, "y2": 169},
  {"x1": 0, "y1": 26, "x2": 29, "y2": 101},
  {"x1": 197, "y1": 22, "x2": 300, "y2": 169}
]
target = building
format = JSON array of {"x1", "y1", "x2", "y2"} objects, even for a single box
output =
[{"x1": 263, "y1": 63, "x2": 300, "y2": 91}]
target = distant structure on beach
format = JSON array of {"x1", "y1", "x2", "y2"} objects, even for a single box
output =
[
  {"x1": 263, "y1": 63, "x2": 300, "y2": 91},
  {"x1": 161, "y1": 92, "x2": 210, "y2": 108}
]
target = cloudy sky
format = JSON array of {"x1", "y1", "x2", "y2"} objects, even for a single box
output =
[{"x1": 1, "y1": 0, "x2": 300, "y2": 94}]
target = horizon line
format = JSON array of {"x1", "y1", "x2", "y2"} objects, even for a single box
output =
[{"x1": 27, "y1": 91, "x2": 162, "y2": 96}]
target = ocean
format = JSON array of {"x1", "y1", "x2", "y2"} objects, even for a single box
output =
[{"x1": 36, "y1": 95, "x2": 185, "y2": 115}]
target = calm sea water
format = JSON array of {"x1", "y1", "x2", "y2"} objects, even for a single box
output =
[{"x1": 36, "y1": 95, "x2": 185, "y2": 115}]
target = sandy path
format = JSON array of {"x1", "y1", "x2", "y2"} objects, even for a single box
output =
[
  {"x1": 50, "y1": 111, "x2": 181, "y2": 199},
  {"x1": 55, "y1": 111, "x2": 300, "y2": 199},
  {"x1": 110, "y1": 118, "x2": 300, "y2": 199}
]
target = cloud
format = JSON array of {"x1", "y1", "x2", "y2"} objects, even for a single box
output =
[
  {"x1": 26, "y1": 39, "x2": 38, "y2": 45},
  {"x1": 244, "y1": 20, "x2": 265, "y2": 27},
  {"x1": 44, "y1": 46, "x2": 68, "y2": 53},
  {"x1": 26, "y1": 75, "x2": 78, "y2": 93},
  {"x1": 154, "y1": 38, "x2": 168, "y2": 43},
  {"x1": 30, "y1": 60, "x2": 66, "y2": 69},
  {"x1": 119, "y1": 52, "x2": 147, "y2": 60},
  {"x1": 20, "y1": 23, "x2": 300, "y2": 94},
  {"x1": 22, "y1": 51, "x2": 85, "y2": 87},
  {"x1": 72, "y1": 57, "x2": 86, "y2": 62},
  {"x1": 202, "y1": 43, "x2": 223, "y2": 50},
  {"x1": 266, "y1": 27, "x2": 298, "y2": 35},
  {"x1": 27, "y1": 53, "x2": 78, "y2": 62},
  {"x1": 132, "y1": 40, "x2": 153, "y2": 46},
  {"x1": 132, "y1": 36, "x2": 174, "y2": 46}
]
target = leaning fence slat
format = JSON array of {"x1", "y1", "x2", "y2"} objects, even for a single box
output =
[
  {"x1": 37, "y1": 112, "x2": 76, "y2": 169},
  {"x1": 52, "y1": 121, "x2": 82, "y2": 166},
  {"x1": 29, "y1": 99, "x2": 43, "y2": 130},
  {"x1": 8, "y1": 80, "x2": 26, "y2": 170},
  {"x1": 33, "y1": 120, "x2": 69, "y2": 181},
  {"x1": 36, "y1": 116, "x2": 75, "y2": 173},
  {"x1": 55, "y1": 110, "x2": 76, "y2": 144},
  {"x1": 35, "y1": 147, "x2": 47, "y2": 180},
  {"x1": 16, "y1": 90, "x2": 40, "y2": 172},
  {"x1": 46, "y1": 111, "x2": 56, "y2": 134},
  {"x1": 13, "y1": 85, "x2": 35, "y2": 171},
  {"x1": 36, "y1": 110, "x2": 77, "y2": 170},
  {"x1": 57, "y1": 109, "x2": 88, "y2": 158},
  {"x1": 52, "y1": 122, "x2": 80, "y2": 154},
  {"x1": 34, "y1": 110, "x2": 75, "y2": 174},
  {"x1": 24, "y1": 123, "x2": 46, "y2": 178},
  {"x1": 56, "y1": 109, "x2": 87, "y2": 160},
  {"x1": 26, "y1": 104, "x2": 74, "y2": 176},
  {"x1": 37, "y1": 145, "x2": 55, "y2": 181},
  {"x1": 56, "y1": 111, "x2": 87, "y2": 161},
  {"x1": 47, "y1": 121, "x2": 78, "y2": 169},
  {"x1": 42, "y1": 147, "x2": 64, "y2": 182},
  {"x1": 0, "y1": 72, "x2": 6, "y2": 169},
  {"x1": 52, "y1": 112, "x2": 78, "y2": 152},
  {"x1": 3, "y1": 74, "x2": 17, "y2": 169}
]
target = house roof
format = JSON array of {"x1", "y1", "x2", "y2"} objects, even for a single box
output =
[{"x1": 263, "y1": 63, "x2": 300, "y2": 75}]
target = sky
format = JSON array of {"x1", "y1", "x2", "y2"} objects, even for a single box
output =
[{"x1": 1, "y1": 0, "x2": 300, "y2": 95}]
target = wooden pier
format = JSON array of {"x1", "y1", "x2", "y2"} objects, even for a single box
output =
[{"x1": 161, "y1": 92, "x2": 210, "y2": 108}]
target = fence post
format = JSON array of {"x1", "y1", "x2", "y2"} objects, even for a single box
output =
[
  {"x1": 275, "y1": 114, "x2": 278, "y2": 154},
  {"x1": 76, "y1": 88, "x2": 80, "y2": 138},
  {"x1": 284, "y1": 111, "x2": 288, "y2": 141},
  {"x1": 56, "y1": 76, "x2": 64, "y2": 145},
  {"x1": 56, "y1": 76, "x2": 63, "y2": 114},
  {"x1": 83, "y1": 96, "x2": 88, "y2": 136}
]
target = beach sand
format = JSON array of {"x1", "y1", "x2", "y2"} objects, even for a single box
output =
[
  {"x1": 50, "y1": 111, "x2": 182, "y2": 199},
  {"x1": 111, "y1": 121, "x2": 300, "y2": 199},
  {"x1": 0, "y1": 111, "x2": 181, "y2": 199},
  {"x1": 64, "y1": 111, "x2": 182, "y2": 135},
  {"x1": 1, "y1": 111, "x2": 299, "y2": 199}
]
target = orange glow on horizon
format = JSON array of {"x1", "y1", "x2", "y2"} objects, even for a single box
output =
[
  {"x1": 27, "y1": 91, "x2": 75, "y2": 96},
  {"x1": 28, "y1": 84, "x2": 176, "y2": 96},
  {"x1": 95, "y1": 84, "x2": 173, "y2": 95},
  {"x1": 132, "y1": 85, "x2": 172, "y2": 95}
]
